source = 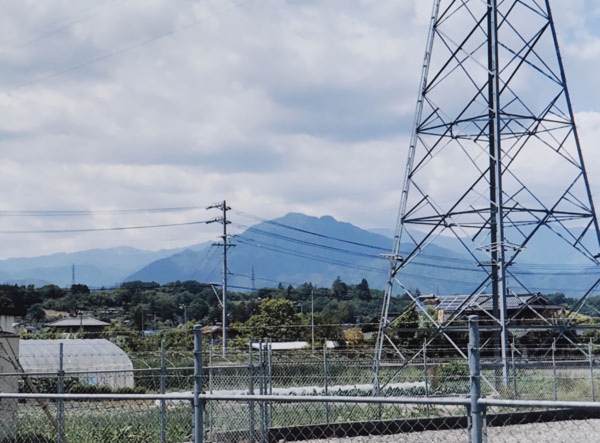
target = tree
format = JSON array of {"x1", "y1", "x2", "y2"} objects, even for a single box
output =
[
  {"x1": 187, "y1": 299, "x2": 210, "y2": 322},
  {"x1": 0, "y1": 291, "x2": 10, "y2": 309},
  {"x1": 545, "y1": 292, "x2": 575, "y2": 309},
  {"x1": 390, "y1": 304, "x2": 420, "y2": 348},
  {"x1": 354, "y1": 278, "x2": 372, "y2": 301},
  {"x1": 39, "y1": 284, "x2": 65, "y2": 299},
  {"x1": 241, "y1": 299, "x2": 301, "y2": 341},
  {"x1": 71, "y1": 284, "x2": 90, "y2": 295},
  {"x1": 300, "y1": 313, "x2": 343, "y2": 344},
  {"x1": 344, "y1": 327, "x2": 365, "y2": 347},
  {"x1": 27, "y1": 304, "x2": 46, "y2": 324},
  {"x1": 331, "y1": 277, "x2": 348, "y2": 300}
]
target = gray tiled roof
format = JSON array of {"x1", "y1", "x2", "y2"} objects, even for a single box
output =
[{"x1": 436, "y1": 293, "x2": 543, "y2": 313}]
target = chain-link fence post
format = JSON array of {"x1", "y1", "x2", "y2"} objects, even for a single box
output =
[
  {"x1": 511, "y1": 340, "x2": 517, "y2": 399},
  {"x1": 208, "y1": 345, "x2": 213, "y2": 437},
  {"x1": 194, "y1": 325, "x2": 204, "y2": 443},
  {"x1": 468, "y1": 315, "x2": 483, "y2": 443},
  {"x1": 258, "y1": 341, "x2": 267, "y2": 443},
  {"x1": 552, "y1": 339, "x2": 557, "y2": 401},
  {"x1": 160, "y1": 340, "x2": 166, "y2": 443},
  {"x1": 248, "y1": 341, "x2": 255, "y2": 443},
  {"x1": 423, "y1": 340, "x2": 430, "y2": 417},
  {"x1": 267, "y1": 341, "x2": 273, "y2": 430},
  {"x1": 57, "y1": 342, "x2": 65, "y2": 443},
  {"x1": 323, "y1": 343, "x2": 329, "y2": 424},
  {"x1": 590, "y1": 339, "x2": 595, "y2": 402}
]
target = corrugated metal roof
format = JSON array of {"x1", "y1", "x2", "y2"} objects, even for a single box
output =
[
  {"x1": 20, "y1": 339, "x2": 131, "y2": 372},
  {"x1": 19, "y1": 339, "x2": 134, "y2": 389},
  {"x1": 46, "y1": 317, "x2": 110, "y2": 327}
]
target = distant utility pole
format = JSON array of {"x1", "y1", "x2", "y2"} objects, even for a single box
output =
[
  {"x1": 311, "y1": 286, "x2": 315, "y2": 354},
  {"x1": 207, "y1": 200, "x2": 234, "y2": 357}
]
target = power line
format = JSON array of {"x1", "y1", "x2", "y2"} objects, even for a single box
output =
[
  {"x1": 0, "y1": 0, "x2": 114, "y2": 49},
  {"x1": 236, "y1": 237, "x2": 389, "y2": 274},
  {"x1": 239, "y1": 225, "x2": 384, "y2": 259},
  {"x1": 190, "y1": 244, "x2": 221, "y2": 283},
  {"x1": 230, "y1": 272, "x2": 300, "y2": 289},
  {"x1": 235, "y1": 211, "x2": 600, "y2": 274},
  {"x1": 234, "y1": 210, "x2": 390, "y2": 252},
  {"x1": 233, "y1": 212, "x2": 491, "y2": 266},
  {"x1": 0, "y1": 206, "x2": 206, "y2": 217},
  {"x1": 0, "y1": 219, "x2": 210, "y2": 234},
  {"x1": 0, "y1": 0, "x2": 131, "y2": 58},
  {"x1": 6, "y1": 0, "x2": 255, "y2": 93},
  {"x1": 236, "y1": 223, "x2": 491, "y2": 274},
  {"x1": 236, "y1": 234, "x2": 582, "y2": 288}
]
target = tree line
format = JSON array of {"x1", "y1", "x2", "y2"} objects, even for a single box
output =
[{"x1": 3, "y1": 277, "x2": 409, "y2": 346}]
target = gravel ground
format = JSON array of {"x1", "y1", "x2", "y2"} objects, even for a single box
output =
[{"x1": 300, "y1": 419, "x2": 600, "y2": 443}]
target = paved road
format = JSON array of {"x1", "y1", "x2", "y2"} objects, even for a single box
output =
[{"x1": 301, "y1": 419, "x2": 600, "y2": 443}]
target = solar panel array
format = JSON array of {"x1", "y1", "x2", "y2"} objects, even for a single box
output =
[{"x1": 436, "y1": 293, "x2": 538, "y2": 313}]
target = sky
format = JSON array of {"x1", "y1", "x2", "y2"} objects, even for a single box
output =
[{"x1": 0, "y1": 0, "x2": 598, "y2": 259}]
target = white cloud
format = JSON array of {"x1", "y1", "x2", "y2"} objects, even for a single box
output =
[{"x1": 0, "y1": 0, "x2": 595, "y2": 260}]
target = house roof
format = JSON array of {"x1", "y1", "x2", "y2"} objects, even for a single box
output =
[
  {"x1": 46, "y1": 317, "x2": 110, "y2": 328},
  {"x1": 202, "y1": 325, "x2": 222, "y2": 334},
  {"x1": 0, "y1": 306, "x2": 27, "y2": 317},
  {"x1": 435, "y1": 293, "x2": 558, "y2": 313},
  {"x1": 251, "y1": 341, "x2": 337, "y2": 351}
]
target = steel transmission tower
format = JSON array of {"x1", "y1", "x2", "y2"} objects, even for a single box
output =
[{"x1": 376, "y1": 0, "x2": 600, "y2": 383}]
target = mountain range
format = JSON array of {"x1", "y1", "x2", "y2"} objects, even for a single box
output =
[
  {"x1": 125, "y1": 213, "x2": 473, "y2": 291},
  {"x1": 0, "y1": 212, "x2": 596, "y2": 296}
]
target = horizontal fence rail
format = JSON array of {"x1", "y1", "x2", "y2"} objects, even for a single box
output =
[
  {"x1": 2, "y1": 392, "x2": 600, "y2": 443},
  {"x1": 3, "y1": 323, "x2": 600, "y2": 443}
]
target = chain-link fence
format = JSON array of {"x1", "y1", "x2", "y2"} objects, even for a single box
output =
[
  {"x1": 4, "y1": 392, "x2": 600, "y2": 443},
  {"x1": 5, "y1": 323, "x2": 600, "y2": 442},
  {"x1": 0, "y1": 392, "x2": 193, "y2": 443}
]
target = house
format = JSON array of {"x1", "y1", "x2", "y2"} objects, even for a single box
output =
[
  {"x1": 46, "y1": 316, "x2": 110, "y2": 338},
  {"x1": 428, "y1": 292, "x2": 565, "y2": 324},
  {"x1": 202, "y1": 325, "x2": 222, "y2": 345},
  {"x1": 0, "y1": 306, "x2": 27, "y2": 333}
]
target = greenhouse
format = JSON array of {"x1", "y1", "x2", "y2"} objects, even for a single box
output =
[{"x1": 19, "y1": 339, "x2": 134, "y2": 389}]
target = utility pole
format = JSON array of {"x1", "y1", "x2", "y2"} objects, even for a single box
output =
[
  {"x1": 311, "y1": 286, "x2": 315, "y2": 354},
  {"x1": 179, "y1": 304, "x2": 188, "y2": 329},
  {"x1": 207, "y1": 200, "x2": 233, "y2": 357}
]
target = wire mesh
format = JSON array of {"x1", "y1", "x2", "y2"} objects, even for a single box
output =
[
  {"x1": 204, "y1": 397, "x2": 470, "y2": 443},
  {"x1": 5, "y1": 341, "x2": 600, "y2": 442},
  {"x1": 0, "y1": 396, "x2": 192, "y2": 443}
]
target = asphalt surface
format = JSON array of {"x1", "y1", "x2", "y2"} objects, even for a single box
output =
[{"x1": 300, "y1": 419, "x2": 600, "y2": 443}]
